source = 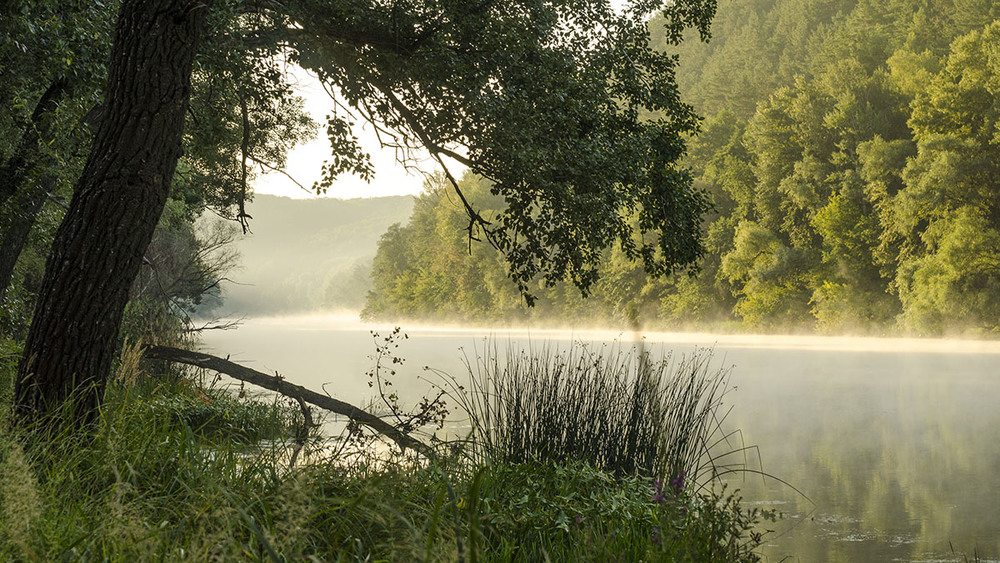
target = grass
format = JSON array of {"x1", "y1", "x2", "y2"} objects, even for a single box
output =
[
  {"x1": 0, "y1": 335, "x2": 769, "y2": 561},
  {"x1": 450, "y1": 340, "x2": 736, "y2": 487}
]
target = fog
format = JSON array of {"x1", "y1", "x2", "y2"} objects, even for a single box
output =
[
  {"x1": 203, "y1": 194, "x2": 413, "y2": 317},
  {"x1": 201, "y1": 313, "x2": 1000, "y2": 562},
  {"x1": 223, "y1": 312, "x2": 1000, "y2": 354}
]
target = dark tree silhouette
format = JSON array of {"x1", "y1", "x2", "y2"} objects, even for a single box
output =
[{"x1": 15, "y1": 0, "x2": 207, "y2": 425}]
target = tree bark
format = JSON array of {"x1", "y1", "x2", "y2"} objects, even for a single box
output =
[
  {"x1": 14, "y1": 0, "x2": 207, "y2": 426},
  {"x1": 143, "y1": 345, "x2": 434, "y2": 457}
]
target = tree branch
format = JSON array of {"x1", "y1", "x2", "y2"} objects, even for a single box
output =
[
  {"x1": 247, "y1": 154, "x2": 311, "y2": 194},
  {"x1": 237, "y1": 93, "x2": 252, "y2": 234},
  {"x1": 143, "y1": 345, "x2": 435, "y2": 458}
]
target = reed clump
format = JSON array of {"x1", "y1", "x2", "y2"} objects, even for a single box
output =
[{"x1": 455, "y1": 340, "x2": 733, "y2": 486}]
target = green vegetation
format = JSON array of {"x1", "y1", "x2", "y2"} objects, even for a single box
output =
[
  {"x1": 0, "y1": 334, "x2": 769, "y2": 561},
  {"x1": 8, "y1": 0, "x2": 721, "y2": 430},
  {"x1": 1, "y1": 1, "x2": 774, "y2": 557},
  {"x1": 455, "y1": 343, "x2": 732, "y2": 483},
  {"x1": 365, "y1": 0, "x2": 1000, "y2": 337},
  {"x1": 0, "y1": 0, "x2": 312, "y2": 341}
]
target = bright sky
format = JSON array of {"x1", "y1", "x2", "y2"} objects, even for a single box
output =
[{"x1": 253, "y1": 66, "x2": 436, "y2": 200}]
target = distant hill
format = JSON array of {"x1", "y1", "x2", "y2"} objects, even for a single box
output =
[{"x1": 211, "y1": 194, "x2": 415, "y2": 316}]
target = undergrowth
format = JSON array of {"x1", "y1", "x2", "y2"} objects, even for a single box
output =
[{"x1": 0, "y1": 335, "x2": 770, "y2": 561}]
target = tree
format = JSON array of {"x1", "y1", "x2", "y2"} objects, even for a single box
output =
[
  {"x1": 358, "y1": 0, "x2": 1000, "y2": 335},
  {"x1": 15, "y1": 0, "x2": 207, "y2": 424},
  {"x1": 14, "y1": 0, "x2": 719, "y2": 425},
  {"x1": 894, "y1": 22, "x2": 1000, "y2": 333},
  {"x1": 0, "y1": 0, "x2": 313, "y2": 334},
  {"x1": 0, "y1": 1, "x2": 115, "y2": 306}
]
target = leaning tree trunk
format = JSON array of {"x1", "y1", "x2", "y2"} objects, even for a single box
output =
[
  {"x1": 14, "y1": 0, "x2": 207, "y2": 426},
  {"x1": 0, "y1": 80, "x2": 70, "y2": 305},
  {"x1": 0, "y1": 103, "x2": 103, "y2": 306},
  {"x1": 0, "y1": 79, "x2": 68, "y2": 206},
  {"x1": 0, "y1": 173, "x2": 53, "y2": 307}
]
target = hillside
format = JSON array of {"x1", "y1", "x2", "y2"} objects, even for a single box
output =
[{"x1": 212, "y1": 194, "x2": 414, "y2": 316}]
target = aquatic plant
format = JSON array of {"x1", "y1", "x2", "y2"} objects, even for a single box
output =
[{"x1": 449, "y1": 339, "x2": 738, "y2": 487}]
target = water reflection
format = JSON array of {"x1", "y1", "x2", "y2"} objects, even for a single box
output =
[
  {"x1": 723, "y1": 349, "x2": 1000, "y2": 562},
  {"x1": 201, "y1": 316, "x2": 1000, "y2": 562}
]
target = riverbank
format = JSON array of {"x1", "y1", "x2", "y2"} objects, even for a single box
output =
[
  {"x1": 196, "y1": 316, "x2": 1000, "y2": 561},
  {"x1": 0, "y1": 336, "x2": 768, "y2": 561}
]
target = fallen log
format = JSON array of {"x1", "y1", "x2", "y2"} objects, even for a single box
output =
[{"x1": 143, "y1": 345, "x2": 434, "y2": 458}]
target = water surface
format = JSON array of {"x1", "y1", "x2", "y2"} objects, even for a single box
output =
[{"x1": 201, "y1": 315, "x2": 1000, "y2": 562}]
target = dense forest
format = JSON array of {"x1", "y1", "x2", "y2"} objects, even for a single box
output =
[{"x1": 364, "y1": 0, "x2": 1000, "y2": 336}]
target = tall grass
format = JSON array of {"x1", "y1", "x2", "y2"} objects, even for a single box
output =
[
  {"x1": 0, "y1": 366, "x2": 448, "y2": 560},
  {"x1": 0, "y1": 333, "x2": 770, "y2": 561},
  {"x1": 453, "y1": 340, "x2": 734, "y2": 486}
]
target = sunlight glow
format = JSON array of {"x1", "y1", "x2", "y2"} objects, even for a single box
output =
[{"x1": 254, "y1": 65, "x2": 436, "y2": 200}]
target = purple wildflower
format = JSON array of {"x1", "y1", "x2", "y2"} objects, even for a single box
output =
[
  {"x1": 670, "y1": 471, "x2": 686, "y2": 495},
  {"x1": 652, "y1": 480, "x2": 667, "y2": 503}
]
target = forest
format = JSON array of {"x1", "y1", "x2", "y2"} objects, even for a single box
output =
[
  {"x1": 364, "y1": 0, "x2": 1000, "y2": 337},
  {"x1": 3, "y1": 1, "x2": 998, "y2": 560},
  {"x1": 0, "y1": 2, "x2": 788, "y2": 560}
]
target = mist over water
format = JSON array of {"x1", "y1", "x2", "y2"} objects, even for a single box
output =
[{"x1": 201, "y1": 313, "x2": 1000, "y2": 562}]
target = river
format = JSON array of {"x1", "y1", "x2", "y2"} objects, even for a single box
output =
[{"x1": 200, "y1": 314, "x2": 1000, "y2": 562}]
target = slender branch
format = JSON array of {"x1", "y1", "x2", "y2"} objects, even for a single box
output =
[
  {"x1": 432, "y1": 145, "x2": 475, "y2": 169},
  {"x1": 247, "y1": 154, "x2": 311, "y2": 194},
  {"x1": 374, "y1": 87, "x2": 502, "y2": 253},
  {"x1": 47, "y1": 193, "x2": 71, "y2": 211},
  {"x1": 237, "y1": 93, "x2": 252, "y2": 234},
  {"x1": 182, "y1": 316, "x2": 244, "y2": 332},
  {"x1": 143, "y1": 345, "x2": 435, "y2": 458},
  {"x1": 289, "y1": 395, "x2": 315, "y2": 468},
  {"x1": 304, "y1": 43, "x2": 498, "y2": 254}
]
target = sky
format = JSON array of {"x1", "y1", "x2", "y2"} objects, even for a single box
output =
[{"x1": 253, "y1": 66, "x2": 436, "y2": 200}]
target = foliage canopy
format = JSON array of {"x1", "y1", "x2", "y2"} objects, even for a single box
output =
[
  {"x1": 278, "y1": 0, "x2": 717, "y2": 299},
  {"x1": 366, "y1": 0, "x2": 1000, "y2": 337}
]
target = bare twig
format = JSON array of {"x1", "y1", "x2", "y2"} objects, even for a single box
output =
[
  {"x1": 289, "y1": 395, "x2": 316, "y2": 468},
  {"x1": 182, "y1": 316, "x2": 244, "y2": 332},
  {"x1": 248, "y1": 154, "x2": 312, "y2": 194},
  {"x1": 237, "y1": 93, "x2": 252, "y2": 234}
]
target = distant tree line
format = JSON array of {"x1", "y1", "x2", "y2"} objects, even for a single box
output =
[{"x1": 365, "y1": 0, "x2": 1000, "y2": 336}]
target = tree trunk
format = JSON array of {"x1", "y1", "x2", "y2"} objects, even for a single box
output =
[
  {"x1": 0, "y1": 103, "x2": 103, "y2": 306},
  {"x1": 0, "y1": 172, "x2": 53, "y2": 306},
  {"x1": 0, "y1": 79, "x2": 68, "y2": 206},
  {"x1": 14, "y1": 0, "x2": 207, "y2": 426},
  {"x1": 0, "y1": 79, "x2": 70, "y2": 305}
]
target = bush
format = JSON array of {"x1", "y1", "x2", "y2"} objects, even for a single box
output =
[{"x1": 468, "y1": 459, "x2": 769, "y2": 562}]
